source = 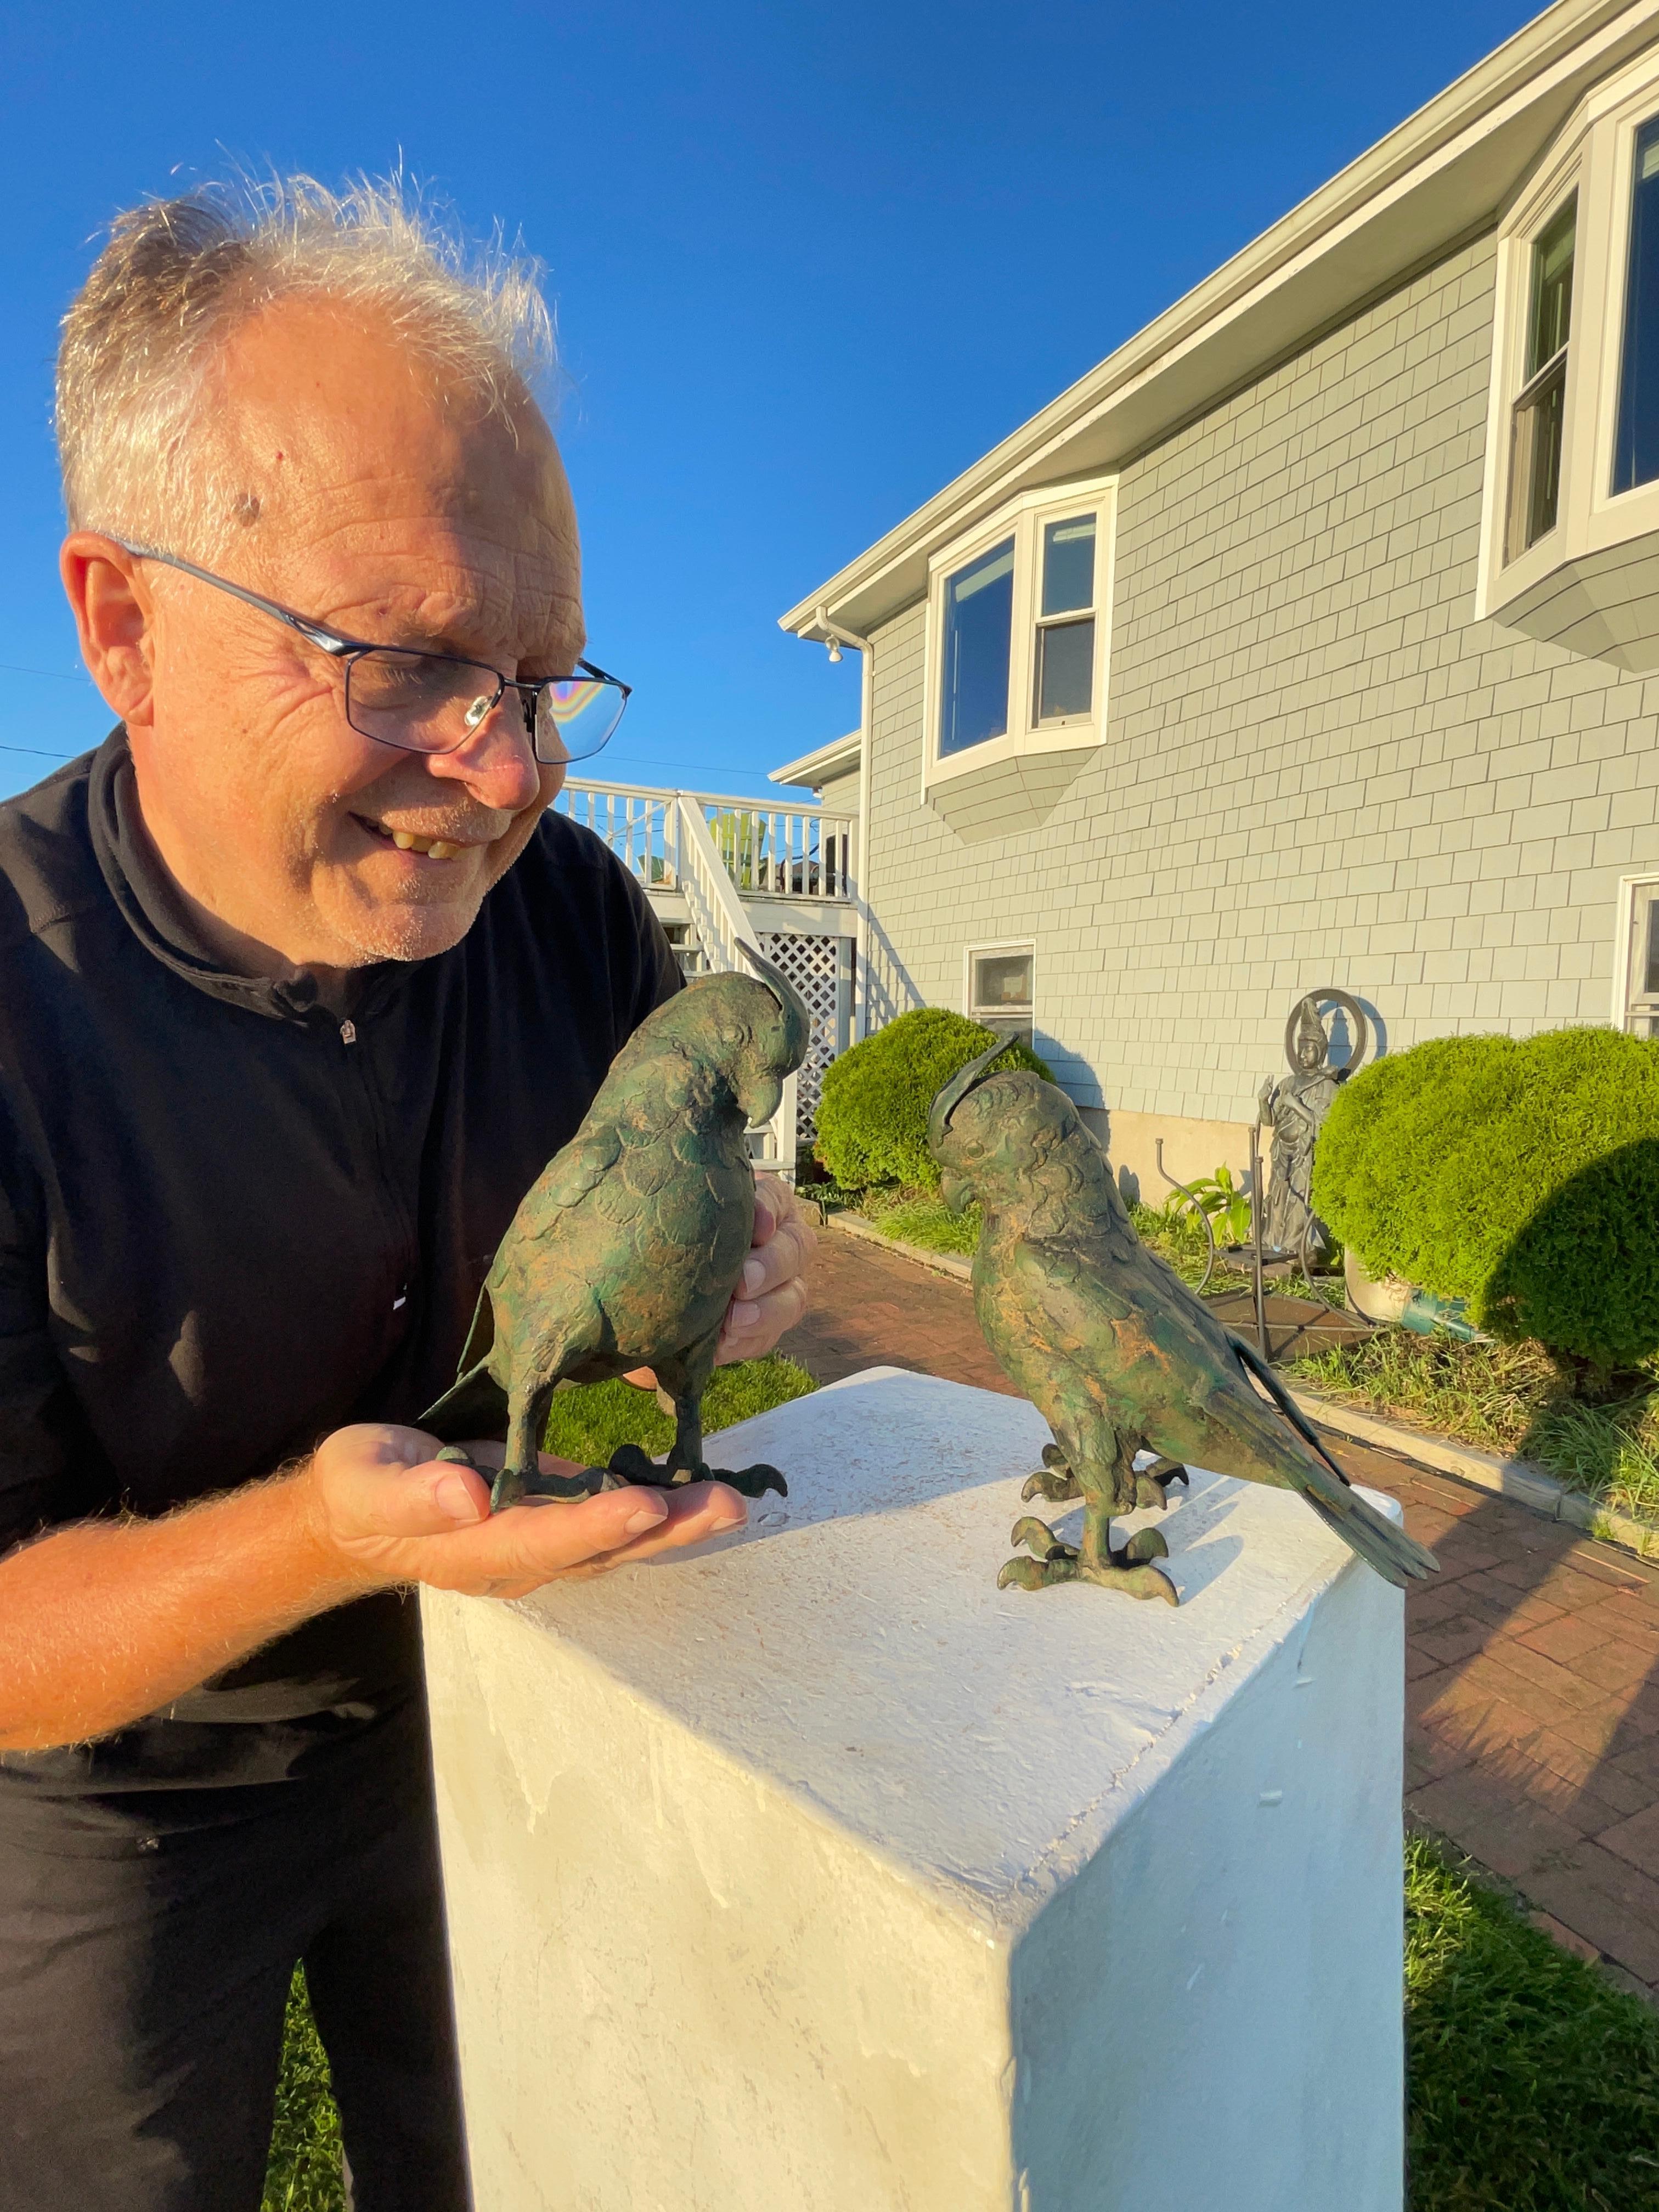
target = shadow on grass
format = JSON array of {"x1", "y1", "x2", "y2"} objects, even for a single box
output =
[{"x1": 1406, "y1": 1833, "x2": 1659, "y2": 2211}]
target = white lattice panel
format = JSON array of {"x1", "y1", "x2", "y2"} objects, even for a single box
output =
[{"x1": 758, "y1": 932, "x2": 846, "y2": 1140}]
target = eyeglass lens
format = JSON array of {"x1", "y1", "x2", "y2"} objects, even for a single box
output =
[{"x1": 344, "y1": 651, "x2": 626, "y2": 765}]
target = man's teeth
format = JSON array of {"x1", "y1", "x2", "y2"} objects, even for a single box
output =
[{"x1": 387, "y1": 830, "x2": 464, "y2": 859}]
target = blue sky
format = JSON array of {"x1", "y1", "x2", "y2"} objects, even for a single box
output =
[{"x1": 2, "y1": 0, "x2": 1536, "y2": 803}]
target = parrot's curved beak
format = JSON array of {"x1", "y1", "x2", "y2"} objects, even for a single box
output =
[
  {"x1": 737, "y1": 939, "x2": 811, "y2": 1069},
  {"x1": 927, "y1": 1041, "x2": 1009, "y2": 1154}
]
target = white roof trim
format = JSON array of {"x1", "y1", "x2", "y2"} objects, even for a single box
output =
[
  {"x1": 780, "y1": 0, "x2": 1659, "y2": 642},
  {"x1": 768, "y1": 731, "x2": 864, "y2": 788}
]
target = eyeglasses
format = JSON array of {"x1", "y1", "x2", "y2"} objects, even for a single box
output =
[{"x1": 109, "y1": 539, "x2": 630, "y2": 766}]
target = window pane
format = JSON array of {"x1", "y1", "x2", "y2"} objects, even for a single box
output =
[
  {"x1": 972, "y1": 952, "x2": 1032, "y2": 1009},
  {"x1": 1509, "y1": 363, "x2": 1567, "y2": 557},
  {"x1": 1645, "y1": 894, "x2": 1659, "y2": 996},
  {"x1": 1615, "y1": 121, "x2": 1659, "y2": 494},
  {"x1": 1527, "y1": 198, "x2": 1575, "y2": 375},
  {"x1": 1036, "y1": 617, "x2": 1094, "y2": 721},
  {"x1": 1041, "y1": 516, "x2": 1096, "y2": 616},
  {"x1": 940, "y1": 538, "x2": 1014, "y2": 755}
]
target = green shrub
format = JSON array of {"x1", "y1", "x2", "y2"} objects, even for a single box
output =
[
  {"x1": 1313, "y1": 1026, "x2": 1659, "y2": 1368},
  {"x1": 815, "y1": 1009, "x2": 1051, "y2": 1194}
]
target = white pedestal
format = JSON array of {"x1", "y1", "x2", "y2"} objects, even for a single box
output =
[{"x1": 422, "y1": 1368, "x2": 1404, "y2": 2212}]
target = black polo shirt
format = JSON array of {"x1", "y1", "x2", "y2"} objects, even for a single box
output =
[{"x1": 0, "y1": 732, "x2": 679, "y2": 1801}]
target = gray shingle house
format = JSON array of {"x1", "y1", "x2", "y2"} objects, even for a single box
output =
[{"x1": 774, "y1": 0, "x2": 1659, "y2": 1199}]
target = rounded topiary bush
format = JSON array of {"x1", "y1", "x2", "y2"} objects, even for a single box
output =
[
  {"x1": 1312, "y1": 1026, "x2": 1659, "y2": 1369},
  {"x1": 815, "y1": 1008, "x2": 1052, "y2": 1193}
]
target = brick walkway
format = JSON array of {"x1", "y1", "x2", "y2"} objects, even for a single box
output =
[{"x1": 781, "y1": 1224, "x2": 1659, "y2": 2002}]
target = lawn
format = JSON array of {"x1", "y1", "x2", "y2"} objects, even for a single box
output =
[
  {"x1": 1405, "y1": 1834, "x2": 1659, "y2": 2210},
  {"x1": 266, "y1": 1354, "x2": 1659, "y2": 2211}
]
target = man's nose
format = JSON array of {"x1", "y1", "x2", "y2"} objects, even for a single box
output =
[{"x1": 423, "y1": 690, "x2": 543, "y2": 812}]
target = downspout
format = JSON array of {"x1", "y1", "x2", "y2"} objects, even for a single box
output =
[{"x1": 814, "y1": 605, "x2": 874, "y2": 1040}]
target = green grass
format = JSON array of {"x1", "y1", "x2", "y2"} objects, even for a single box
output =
[
  {"x1": 263, "y1": 1968, "x2": 345, "y2": 2212},
  {"x1": 1406, "y1": 1834, "x2": 1659, "y2": 2210},
  {"x1": 267, "y1": 1833, "x2": 1659, "y2": 2211},
  {"x1": 539, "y1": 1353, "x2": 819, "y2": 1465},
  {"x1": 1287, "y1": 1328, "x2": 1659, "y2": 1529}
]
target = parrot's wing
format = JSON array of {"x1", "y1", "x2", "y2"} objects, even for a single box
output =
[
  {"x1": 532, "y1": 1122, "x2": 625, "y2": 1213},
  {"x1": 1011, "y1": 1232, "x2": 1211, "y2": 1355},
  {"x1": 1008, "y1": 1232, "x2": 1251, "y2": 1425}
]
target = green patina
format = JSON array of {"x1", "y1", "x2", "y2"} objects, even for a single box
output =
[
  {"x1": 927, "y1": 1045, "x2": 1442, "y2": 1604},
  {"x1": 422, "y1": 949, "x2": 810, "y2": 1511}
]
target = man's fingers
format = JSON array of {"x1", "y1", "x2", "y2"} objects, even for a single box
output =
[
  {"x1": 535, "y1": 1482, "x2": 748, "y2": 1580},
  {"x1": 718, "y1": 1271, "x2": 809, "y2": 1360}
]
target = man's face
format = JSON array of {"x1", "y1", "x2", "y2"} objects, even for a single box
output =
[{"x1": 90, "y1": 296, "x2": 583, "y2": 972}]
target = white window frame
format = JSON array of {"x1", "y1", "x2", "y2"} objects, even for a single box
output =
[
  {"x1": 963, "y1": 939, "x2": 1037, "y2": 1041},
  {"x1": 923, "y1": 475, "x2": 1116, "y2": 795},
  {"x1": 1477, "y1": 49, "x2": 1659, "y2": 627},
  {"x1": 1612, "y1": 870, "x2": 1659, "y2": 1031}
]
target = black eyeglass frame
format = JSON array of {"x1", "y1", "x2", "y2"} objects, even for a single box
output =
[{"x1": 107, "y1": 537, "x2": 630, "y2": 766}]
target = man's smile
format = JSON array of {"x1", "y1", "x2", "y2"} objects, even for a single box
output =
[{"x1": 352, "y1": 813, "x2": 493, "y2": 863}]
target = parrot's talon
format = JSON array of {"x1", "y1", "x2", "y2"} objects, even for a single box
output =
[
  {"x1": 606, "y1": 1443, "x2": 662, "y2": 1487},
  {"x1": 1000, "y1": 1555, "x2": 1075, "y2": 1590},
  {"x1": 1002, "y1": 1511, "x2": 1178, "y2": 1602},
  {"x1": 1009, "y1": 1513, "x2": 1075, "y2": 1562},
  {"x1": 1022, "y1": 1468, "x2": 1081, "y2": 1504},
  {"x1": 1022, "y1": 1446, "x2": 1082, "y2": 1505},
  {"x1": 711, "y1": 1462, "x2": 788, "y2": 1499},
  {"x1": 503, "y1": 1464, "x2": 607, "y2": 1507},
  {"x1": 1134, "y1": 1457, "x2": 1190, "y2": 1511},
  {"x1": 433, "y1": 1444, "x2": 477, "y2": 1468}
]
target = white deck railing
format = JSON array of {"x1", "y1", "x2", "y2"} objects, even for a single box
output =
[
  {"x1": 556, "y1": 780, "x2": 804, "y2": 1177},
  {"x1": 558, "y1": 778, "x2": 853, "y2": 905}
]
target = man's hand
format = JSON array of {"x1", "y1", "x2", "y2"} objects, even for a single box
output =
[
  {"x1": 302, "y1": 1426, "x2": 748, "y2": 1602},
  {"x1": 715, "y1": 1172, "x2": 815, "y2": 1363}
]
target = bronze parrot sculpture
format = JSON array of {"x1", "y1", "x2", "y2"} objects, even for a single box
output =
[
  {"x1": 927, "y1": 1045, "x2": 1441, "y2": 1605},
  {"x1": 421, "y1": 944, "x2": 810, "y2": 1512}
]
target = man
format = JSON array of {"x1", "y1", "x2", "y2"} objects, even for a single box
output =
[{"x1": 0, "y1": 177, "x2": 813, "y2": 2210}]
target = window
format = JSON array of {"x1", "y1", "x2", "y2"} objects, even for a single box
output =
[
  {"x1": 967, "y1": 943, "x2": 1035, "y2": 1048},
  {"x1": 1035, "y1": 517, "x2": 1097, "y2": 722},
  {"x1": 1479, "y1": 54, "x2": 1659, "y2": 669},
  {"x1": 1615, "y1": 874, "x2": 1659, "y2": 1035},
  {"x1": 1614, "y1": 119, "x2": 1659, "y2": 493},
  {"x1": 940, "y1": 538, "x2": 1014, "y2": 755},
  {"x1": 925, "y1": 476, "x2": 1114, "y2": 792},
  {"x1": 1506, "y1": 197, "x2": 1575, "y2": 559}
]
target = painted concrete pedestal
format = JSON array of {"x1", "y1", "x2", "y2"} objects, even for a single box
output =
[{"x1": 422, "y1": 1368, "x2": 1405, "y2": 2212}]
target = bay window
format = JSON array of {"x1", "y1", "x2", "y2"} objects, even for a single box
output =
[
  {"x1": 1479, "y1": 52, "x2": 1659, "y2": 668},
  {"x1": 926, "y1": 476, "x2": 1115, "y2": 822}
]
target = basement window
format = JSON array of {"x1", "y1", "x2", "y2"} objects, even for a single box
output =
[{"x1": 967, "y1": 943, "x2": 1035, "y2": 1048}]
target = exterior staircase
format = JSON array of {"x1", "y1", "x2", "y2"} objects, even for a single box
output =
[{"x1": 555, "y1": 779, "x2": 857, "y2": 1179}]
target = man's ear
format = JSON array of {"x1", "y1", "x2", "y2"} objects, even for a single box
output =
[{"x1": 59, "y1": 533, "x2": 156, "y2": 731}]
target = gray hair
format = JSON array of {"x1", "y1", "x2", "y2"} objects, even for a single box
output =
[{"x1": 55, "y1": 171, "x2": 556, "y2": 555}]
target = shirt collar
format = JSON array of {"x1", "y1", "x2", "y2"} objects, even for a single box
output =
[{"x1": 88, "y1": 728, "x2": 403, "y2": 1024}]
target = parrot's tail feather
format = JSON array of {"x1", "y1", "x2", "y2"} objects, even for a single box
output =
[
  {"x1": 1227, "y1": 1331, "x2": 1348, "y2": 1483},
  {"x1": 1301, "y1": 1484, "x2": 1440, "y2": 1590},
  {"x1": 419, "y1": 1363, "x2": 509, "y2": 1446}
]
